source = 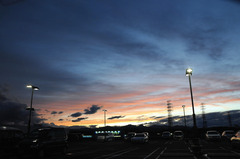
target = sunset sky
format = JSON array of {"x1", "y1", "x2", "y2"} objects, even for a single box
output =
[{"x1": 1, "y1": 0, "x2": 240, "y2": 128}]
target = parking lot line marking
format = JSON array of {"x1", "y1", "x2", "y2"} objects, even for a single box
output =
[
  {"x1": 105, "y1": 147, "x2": 139, "y2": 159},
  {"x1": 219, "y1": 146, "x2": 240, "y2": 156},
  {"x1": 143, "y1": 147, "x2": 161, "y2": 159},
  {"x1": 94, "y1": 147, "x2": 137, "y2": 159},
  {"x1": 164, "y1": 141, "x2": 169, "y2": 145},
  {"x1": 188, "y1": 147, "x2": 192, "y2": 152},
  {"x1": 155, "y1": 147, "x2": 167, "y2": 159}
]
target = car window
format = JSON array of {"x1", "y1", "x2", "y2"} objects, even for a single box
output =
[
  {"x1": 135, "y1": 134, "x2": 145, "y2": 137},
  {"x1": 174, "y1": 132, "x2": 183, "y2": 135}
]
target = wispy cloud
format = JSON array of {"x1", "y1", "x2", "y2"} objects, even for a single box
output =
[
  {"x1": 70, "y1": 112, "x2": 82, "y2": 118},
  {"x1": 72, "y1": 117, "x2": 88, "y2": 122},
  {"x1": 108, "y1": 115, "x2": 125, "y2": 120},
  {"x1": 84, "y1": 105, "x2": 102, "y2": 114}
]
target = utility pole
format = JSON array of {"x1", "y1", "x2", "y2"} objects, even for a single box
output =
[
  {"x1": 182, "y1": 105, "x2": 187, "y2": 127},
  {"x1": 103, "y1": 109, "x2": 107, "y2": 127},
  {"x1": 167, "y1": 100, "x2": 173, "y2": 128},
  {"x1": 201, "y1": 103, "x2": 207, "y2": 128},
  {"x1": 228, "y1": 111, "x2": 232, "y2": 127}
]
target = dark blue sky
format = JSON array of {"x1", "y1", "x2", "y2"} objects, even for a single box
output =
[{"x1": 1, "y1": 0, "x2": 240, "y2": 127}]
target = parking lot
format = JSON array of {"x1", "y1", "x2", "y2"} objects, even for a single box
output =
[
  {"x1": 65, "y1": 139, "x2": 240, "y2": 159},
  {"x1": 1, "y1": 138, "x2": 240, "y2": 159}
]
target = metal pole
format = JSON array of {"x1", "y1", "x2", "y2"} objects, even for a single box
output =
[
  {"x1": 27, "y1": 88, "x2": 34, "y2": 135},
  {"x1": 104, "y1": 111, "x2": 106, "y2": 126},
  {"x1": 103, "y1": 110, "x2": 107, "y2": 127},
  {"x1": 188, "y1": 75, "x2": 197, "y2": 128},
  {"x1": 182, "y1": 105, "x2": 186, "y2": 127}
]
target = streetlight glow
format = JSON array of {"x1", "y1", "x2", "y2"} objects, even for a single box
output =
[
  {"x1": 186, "y1": 68, "x2": 192, "y2": 76},
  {"x1": 27, "y1": 85, "x2": 39, "y2": 90}
]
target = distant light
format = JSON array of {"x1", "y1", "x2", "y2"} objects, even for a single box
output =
[
  {"x1": 26, "y1": 85, "x2": 32, "y2": 88},
  {"x1": 186, "y1": 68, "x2": 193, "y2": 76}
]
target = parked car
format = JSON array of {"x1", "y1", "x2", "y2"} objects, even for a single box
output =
[
  {"x1": 124, "y1": 132, "x2": 136, "y2": 142},
  {"x1": 161, "y1": 131, "x2": 172, "y2": 139},
  {"x1": 0, "y1": 126, "x2": 24, "y2": 152},
  {"x1": 205, "y1": 130, "x2": 221, "y2": 141},
  {"x1": 173, "y1": 131, "x2": 184, "y2": 140},
  {"x1": 222, "y1": 130, "x2": 235, "y2": 140},
  {"x1": 131, "y1": 133, "x2": 148, "y2": 143},
  {"x1": 18, "y1": 127, "x2": 68, "y2": 158},
  {"x1": 231, "y1": 130, "x2": 240, "y2": 149},
  {"x1": 96, "y1": 133, "x2": 114, "y2": 142}
]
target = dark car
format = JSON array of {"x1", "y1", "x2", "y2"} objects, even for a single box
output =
[
  {"x1": 0, "y1": 126, "x2": 24, "y2": 152},
  {"x1": 161, "y1": 131, "x2": 172, "y2": 139},
  {"x1": 173, "y1": 130, "x2": 184, "y2": 140},
  {"x1": 18, "y1": 127, "x2": 68, "y2": 158},
  {"x1": 124, "y1": 132, "x2": 136, "y2": 142},
  {"x1": 231, "y1": 130, "x2": 240, "y2": 149}
]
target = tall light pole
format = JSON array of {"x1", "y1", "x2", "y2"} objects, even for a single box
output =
[
  {"x1": 26, "y1": 85, "x2": 39, "y2": 135},
  {"x1": 186, "y1": 68, "x2": 197, "y2": 128},
  {"x1": 103, "y1": 109, "x2": 107, "y2": 127},
  {"x1": 182, "y1": 105, "x2": 187, "y2": 127}
]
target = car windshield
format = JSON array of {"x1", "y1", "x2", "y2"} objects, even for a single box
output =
[
  {"x1": 208, "y1": 131, "x2": 218, "y2": 135},
  {"x1": 225, "y1": 132, "x2": 234, "y2": 134},
  {"x1": 163, "y1": 133, "x2": 170, "y2": 136},
  {"x1": 174, "y1": 132, "x2": 183, "y2": 135},
  {"x1": 135, "y1": 134, "x2": 144, "y2": 137}
]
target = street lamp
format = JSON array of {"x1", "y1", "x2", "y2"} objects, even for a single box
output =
[
  {"x1": 103, "y1": 109, "x2": 107, "y2": 127},
  {"x1": 182, "y1": 105, "x2": 187, "y2": 127},
  {"x1": 26, "y1": 85, "x2": 39, "y2": 135},
  {"x1": 186, "y1": 68, "x2": 197, "y2": 128}
]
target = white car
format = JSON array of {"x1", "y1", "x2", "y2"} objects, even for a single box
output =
[
  {"x1": 205, "y1": 130, "x2": 221, "y2": 141},
  {"x1": 96, "y1": 133, "x2": 114, "y2": 142},
  {"x1": 131, "y1": 133, "x2": 148, "y2": 143},
  {"x1": 173, "y1": 131, "x2": 184, "y2": 140}
]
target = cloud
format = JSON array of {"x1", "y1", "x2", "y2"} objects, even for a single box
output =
[
  {"x1": 72, "y1": 117, "x2": 88, "y2": 122},
  {"x1": 150, "y1": 116, "x2": 164, "y2": 119},
  {"x1": 51, "y1": 111, "x2": 58, "y2": 115},
  {"x1": 0, "y1": 89, "x2": 42, "y2": 126},
  {"x1": 51, "y1": 111, "x2": 63, "y2": 115},
  {"x1": 84, "y1": 105, "x2": 102, "y2": 114},
  {"x1": 108, "y1": 115, "x2": 125, "y2": 120},
  {"x1": 70, "y1": 112, "x2": 82, "y2": 118}
]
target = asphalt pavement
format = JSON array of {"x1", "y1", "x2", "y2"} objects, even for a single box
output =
[{"x1": 2, "y1": 139, "x2": 240, "y2": 159}]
